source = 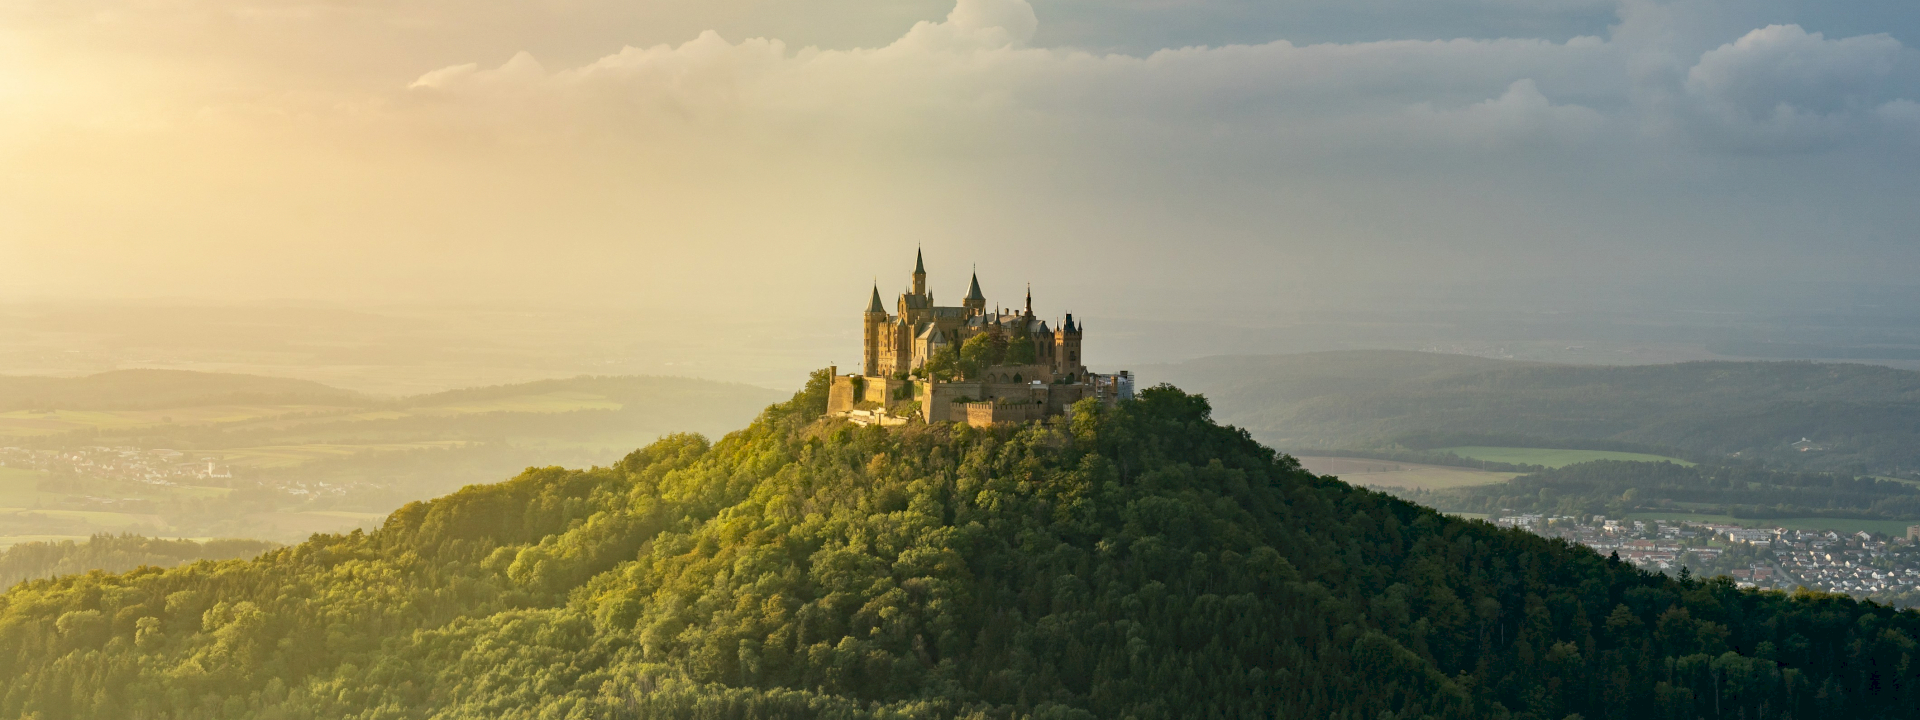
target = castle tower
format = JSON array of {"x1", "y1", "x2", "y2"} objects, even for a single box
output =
[
  {"x1": 1056, "y1": 313, "x2": 1084, "y2": 379},
  {"x1": 912, "y1": 248, "x2": 927, "y2": 297},
  {"x1": 863, "y1": 284, "x2": 887, "y2": 376},
  {"x1": 963, "y1": 270, "x2": 986, "y2": 316}
]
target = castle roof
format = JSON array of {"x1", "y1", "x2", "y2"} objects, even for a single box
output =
[
  {"x1": 867, "y1": 285, "x2": 886, "y2": 313},
  {"x1": 1064, "y1": 313, "x2": 1077, "y2": 332},
  {"x1": 915, "y1": 248, "x2": 926, "y2": 275},
  {"x1": 966, "y1": 273, "x2": 985, "y2": 302}
]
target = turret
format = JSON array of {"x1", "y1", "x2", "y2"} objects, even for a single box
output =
[{"x1": 963, "y1": 269, "x2": 986, "y2": 316}]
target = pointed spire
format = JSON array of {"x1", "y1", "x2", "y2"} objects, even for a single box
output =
[
  {"x1": 966, "y1": 267, "x2": 985, "y2": 302},
  {"x1": 1024, "y1": 284, "x2": 1033, "y2": 316},
  {"x1": 915, "y1": 247, "x2": 926, "y2": 275},
  {"x1": 867, "y1": 284, "x2": 885, "y2": 313}
]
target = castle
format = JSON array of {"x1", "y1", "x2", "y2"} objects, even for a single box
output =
[{"x1": 827, "y1": 251, "x2": 1133, "y2": 426}]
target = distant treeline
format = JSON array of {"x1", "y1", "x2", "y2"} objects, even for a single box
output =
[
  {"x1": 1388, "y1": 432, "x2": 1692, "y2": 461},
  {"x1": 0, "y1": 534, "x2": 278, "y2": 589}
]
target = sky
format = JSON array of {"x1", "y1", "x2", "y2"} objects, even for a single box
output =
[{"x1": 2, "y1": 0, "x2": 1918, "y2": 324}]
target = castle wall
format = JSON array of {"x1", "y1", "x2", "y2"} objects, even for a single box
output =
[
  {"x1": 962, "y1": 400, "x2": 1046, "y2": 427},
  {"x1": 828, "y1": 375, "x2": 858, "y2": 414}
]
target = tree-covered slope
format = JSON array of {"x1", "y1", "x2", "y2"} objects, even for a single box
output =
[{"x1": 2, "y1": 377, "x2": 1918, "y2": 719}]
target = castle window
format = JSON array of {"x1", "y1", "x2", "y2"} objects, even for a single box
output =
[
  {"x1": 1013, "y1": 373, "x2": 1023, "y2": 383},
  {"x1": 1069, "y1": 351, "x2": 1077, "y2": 361}
]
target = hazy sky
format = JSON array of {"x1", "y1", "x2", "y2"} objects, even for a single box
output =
[{"x1": 3, "y1": 0, "x2": 1917, "y2": 320}]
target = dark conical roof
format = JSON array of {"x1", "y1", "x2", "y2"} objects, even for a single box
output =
[
  {"x1": 966, "y1": 272, "x2": 985, "y2": 302},
  {"x1": 867, "y1": 285, "x2": 886, "y2": 313},
  {"x1": 914, "y1": 248, "x2": 926, "y2": 275}
]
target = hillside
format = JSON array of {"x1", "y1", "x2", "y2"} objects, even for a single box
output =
[
  {"x1": 1142, "y1": 351, "x2": 1920, "y2": 472},
  {"x1": 1, "y1": 377, "x2": 1915, "y2": 718}
]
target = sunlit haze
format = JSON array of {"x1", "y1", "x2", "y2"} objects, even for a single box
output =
[{"x1": 3, "y1": 0, "x2": 1918, "y2": 388}]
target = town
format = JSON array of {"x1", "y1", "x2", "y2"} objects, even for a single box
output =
[{"x1": 1490, "y1": 512, "x2": 1920, "y2": 605}]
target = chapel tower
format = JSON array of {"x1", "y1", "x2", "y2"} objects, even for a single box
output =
[{"x1": 863, "y1": 284, "x2": 887, "y2": 376}]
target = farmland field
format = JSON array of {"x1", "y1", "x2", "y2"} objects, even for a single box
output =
[
  {"x1": 1296, "y1": 456, "x2": 1516, "y2": 490},
  {"x1": 0, "y1": 404, "x2": 355, "y2": 437},
  {"x1": 1439, "y1": 446, "x2": 1694, "y2": 468},
  {"x1": 0, "y1": 467, "x2": 48, "y2": 506},
  {"x1": 215, "y1": 441, "x2": 477, "y2": 468},
  {"x1": 415, "y1": 391, "x2": 622, "y2": 415}
]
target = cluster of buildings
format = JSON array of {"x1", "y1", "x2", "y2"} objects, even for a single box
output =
[
  {"x1": 828, "y1": 252, "x2": 1133, "y2": 426},
  {"x1": 0, "y1": 445, "x2": 231, "y2": 486},
  {"x1": 1488, "y1": 512, "x2": 1920, "y2": 600}
]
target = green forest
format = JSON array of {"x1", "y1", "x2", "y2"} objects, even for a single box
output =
[{"x1": 3, "y1": 375, "x2": 1918, "y2": 718}]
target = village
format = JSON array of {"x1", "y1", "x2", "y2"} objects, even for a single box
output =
[
  {"x1": 1493, "y1": 512, "x2": 1920, "y2": 603},
  {"x1": 0, "y1": 445, "x2": 233, "y2": 486}
]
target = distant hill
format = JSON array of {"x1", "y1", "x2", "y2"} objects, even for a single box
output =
[
  {"x1": 0, "y1": 372, "x2": 789, "y2": 542},
  {"x1": 1141, "y1": 351, "x2": 1920, "y2": 472},
  {"x1": 2, "y1": 381, "x2": 1915, "y2": 718},
  {"x1": 0, "y1": 369, "x2": 366, "y2": 410}
]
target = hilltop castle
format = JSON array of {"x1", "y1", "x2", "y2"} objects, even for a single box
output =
[{"x1": 827, "y1": 251, "x2": 1132, "y2": 426}]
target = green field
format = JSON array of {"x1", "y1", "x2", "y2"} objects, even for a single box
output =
[
  {"x1": 1625, "y1": 512, "x2": 1920, "y2": 535},
  {"x1": 1297, "y1": 456, "x2": 1515, "y2": 490},
  {"x1": 1440, "y1": 446, "x2": 1694, "y2": 468}
]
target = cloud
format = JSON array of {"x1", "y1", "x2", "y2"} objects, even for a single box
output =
[{"x1": 3, "y1": 0, "x2": 1919, "y2": 307}]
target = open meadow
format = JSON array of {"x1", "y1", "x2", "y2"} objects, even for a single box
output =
[{"x1": 1296, "y1": 456, "x2": 1516, "y2": 490}]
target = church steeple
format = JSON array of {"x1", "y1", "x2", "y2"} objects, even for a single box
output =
[
  {"x1": 866, "y1": 284, "x2": 886, "y2": 314},
  {"x1": 911, "y1": 248, "x2": 927, "y2": 296}
]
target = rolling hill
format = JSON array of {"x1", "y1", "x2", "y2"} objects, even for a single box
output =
[{"x1": 1141, "y1": 351, "x2": 1920, "y2": 473}]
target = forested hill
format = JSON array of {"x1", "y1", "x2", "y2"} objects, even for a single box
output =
[
  {"x1": 3, "y1": 377, "x2": 1918, "y2": 719},
  {"x1": 1143, "y1": 351, "x2": 1920, "y2": 472}
]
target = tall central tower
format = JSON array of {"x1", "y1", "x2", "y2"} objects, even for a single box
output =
[{"x1": 912, "y1": 248, "x2": 927, "y2": 297}]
